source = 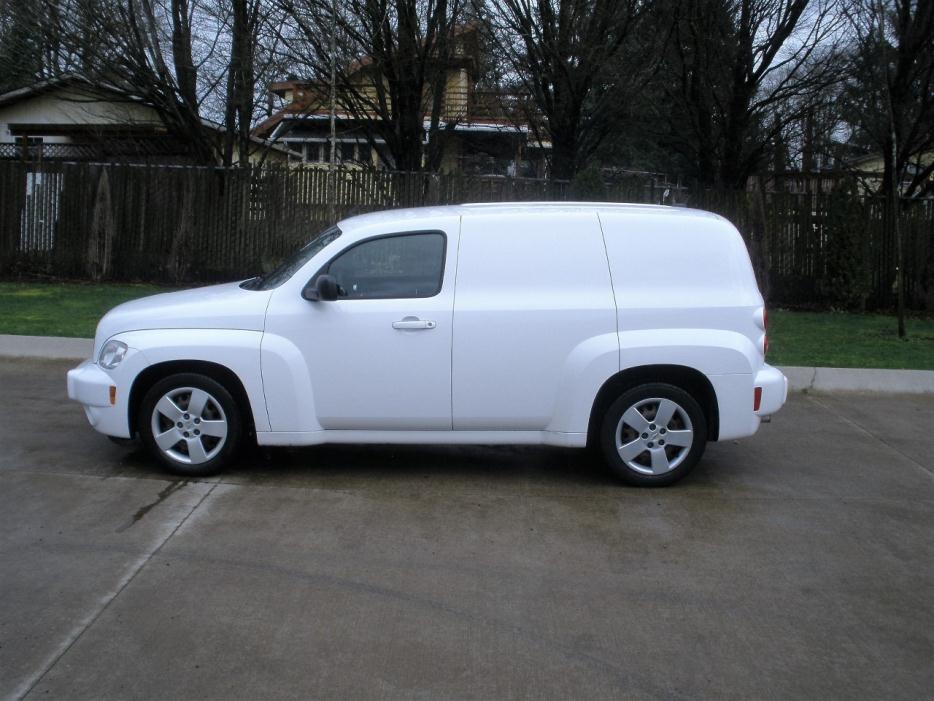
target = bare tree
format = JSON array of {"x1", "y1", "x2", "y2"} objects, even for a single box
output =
[
  {"x1": 224, "y1": 0, "x2": 267, "y2": 165},
  {"x1": 843, "y1": 0, "x2": 934, "y2": 199},
  {"x1": 656, "y1": 0, "x2": 846, "y2": 188},
  {"x1": 474, "y1": 0, "x2": 645, "y2": 180},
  {"x1": 0, "y1": 0, "x2": 76, "y2": 92},
  {"x1": 273, "y1": 0, "x2": 465, "y2": 171},
  {"x1": 43, "y1": 0, "x2": 221, "y2": 162},
  {"x1": 0, "y1": 0, "x2": 284, "y2": 165},
  {"x1": 842, "y1": 0, "x2": 934, "y2": 336}
]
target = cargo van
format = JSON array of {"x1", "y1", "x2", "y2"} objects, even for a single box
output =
[{"x1": 68, "y1": 203, "x2": 787, "y2": 485}]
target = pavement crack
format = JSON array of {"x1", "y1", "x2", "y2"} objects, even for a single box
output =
[
  {"x1": 115, "y1": 480, "x2": 187, "y2": 533},
  {"x1": 806, "y1": 394, "x2": 934, "y2": 479},
  {"x1": 13, "y1": 481, "x2": 218, "y2": 701}
]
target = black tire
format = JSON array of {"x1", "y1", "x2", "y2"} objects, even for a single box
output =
[
  {"x1": 600, "y1": 382, "x2": 707, "y2": 487},
  {"x1": 138, "y1": 372, "x2": 243, "y2": 477}
]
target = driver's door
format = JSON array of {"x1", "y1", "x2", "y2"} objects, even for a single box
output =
[{"x1": 269, "y1": 225, "x2": 458, "y2": 431}]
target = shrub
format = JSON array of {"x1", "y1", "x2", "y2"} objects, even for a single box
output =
[
  {"x1": 570, "y1": 163, "x2": 607, "y2": 201},
  {"x1": 816, "y1": 187, "x2": 871, "y2": 311}
]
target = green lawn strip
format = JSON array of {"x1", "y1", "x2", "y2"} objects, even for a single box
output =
[
  {"x1": 768, "y1": 309, "x2": 934, "y2": 370},
  {"x1": 1, "y1": 283, "x2": 933, "y2": 370},
  {"x1": 0, "y1": 282, "x2": 171, "y2": 338}
]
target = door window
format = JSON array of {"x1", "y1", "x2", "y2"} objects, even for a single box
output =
[{"x1": 325, "y1": 232, "x2": 445, "y2": 299}]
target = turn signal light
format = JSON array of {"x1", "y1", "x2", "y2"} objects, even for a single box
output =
[
  {"x1": 109, "y1": 386, "x2": 117, "y2": 406},
  {"x1": 753, "y1": 387, "x2": 762, "y2": 412}
]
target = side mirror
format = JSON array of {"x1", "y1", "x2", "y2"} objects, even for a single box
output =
[{"x1": 302, "y1": 274, "x2": 340, "y2": 302}]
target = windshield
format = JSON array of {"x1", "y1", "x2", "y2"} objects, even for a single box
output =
[{"x1": 242, "y1": 226, "x2": 342, "y2": 290}]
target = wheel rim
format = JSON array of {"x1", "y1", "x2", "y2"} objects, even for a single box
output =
[
  {"x1": 615, "y1": 397, "x2": 694, "y2": 475},
  {"x1": 150, "y1": 386, "x2": 228, "y2": 465}
]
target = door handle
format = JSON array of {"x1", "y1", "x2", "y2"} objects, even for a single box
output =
[{"x1": 392, "y1": 318, "x2": 436, "y2": 330}]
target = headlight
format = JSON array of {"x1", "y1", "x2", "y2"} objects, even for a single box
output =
[{"x1": 98, "y1": 340, "x2": 128, "y2": 369}]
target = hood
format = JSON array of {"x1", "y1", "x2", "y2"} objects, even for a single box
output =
[{"x1": 94, "y1": 281, "x2": 272, "y2": 355}]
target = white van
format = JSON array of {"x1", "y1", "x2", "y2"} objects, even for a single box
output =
[{"x1": 68, "y1": 203, "x2": 787, "y2": 486}]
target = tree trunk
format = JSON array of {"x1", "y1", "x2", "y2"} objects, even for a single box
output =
[
  {"x1": 549, "y1": 135, "x2": 577, "y2": 181},
  {"x1": 171, "y1": 0, "x2": 198, "y2": 115},
  {"x1": 719, "y1": 78, "x2": 753, "y2": 188},
  {"x1": 224, "y1": 0, "x2": 256, "y2": 167},
  {"x1": 882, "y1": 136, "x2": 906, "y2": 337}
]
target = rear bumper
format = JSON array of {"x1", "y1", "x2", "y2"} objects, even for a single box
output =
[
  {"x1": 754, "y1": 364, "x2": 788, "y2": 417},
  {"x1": 710, "y1": 364, "x2": 787, "y2": 441},
  {"x1": 67, "y1": 359, "x2": 132, "y2": 438}
]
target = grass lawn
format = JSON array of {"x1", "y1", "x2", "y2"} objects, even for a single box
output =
[
  {"x1": 1, "y1": 282, "x2": 932, "y2": 370},
  {"x1": 0, "y1": 281, "x2": 171, "y2": 338},
  {"x1": 767, "y1": 309, "x2": 934, "y2": 370}
]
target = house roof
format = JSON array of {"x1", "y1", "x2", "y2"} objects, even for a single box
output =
[
  {"x1": 0, "y1": 74, "x2": 298, "y2": 156},
  {"x1": 256, "y1": 22, "x2": 492, "y2": 140},
  {"x1": 0, "y1": 74, "x2": 131, "y2": 108},
  {"x1": 268, "y1": 22, "x2": 483, "y2": 98},
  {"x1": 255, "y1": 111, "x2": 541, "y2": 147}
]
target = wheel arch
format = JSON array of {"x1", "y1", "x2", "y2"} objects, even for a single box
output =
[
  {"x1": 587, "y1": 364, "x2": 720, "y2": 445},
  {"x1": 129, "y1": 360, "x2": 256, "y2": 438}
]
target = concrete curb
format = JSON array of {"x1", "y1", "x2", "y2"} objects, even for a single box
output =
[
  {"x1": 0, "y1": 334, "x2": 93, "y2": 361},
  {"x1": 779, "y1": 366, "x2": 934, "y2": 394},
  {"x1": 0, "y1": 335, "x2": 932, "y2": 394}
]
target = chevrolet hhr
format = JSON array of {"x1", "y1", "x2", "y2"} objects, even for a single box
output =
[{"x1": 67, "y1": 203, "x2": 787, "y2": 486}]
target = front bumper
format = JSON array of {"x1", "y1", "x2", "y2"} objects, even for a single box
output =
[
  {"x1": 754, "y1": 364, "x2": 788, "y2": 416},
  {"x1": 67, "y1": 359, "x2": 132, "y2": 438}
]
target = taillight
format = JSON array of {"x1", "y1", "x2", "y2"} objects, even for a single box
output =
[
  {"x1": 754, "y1": 387, "x2": 762, "y2": 411},
  {"x1": 756, "y1": 307, "x2": 769, "y2": 356}
]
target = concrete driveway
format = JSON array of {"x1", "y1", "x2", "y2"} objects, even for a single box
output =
[{"x1": 1, "y1": 358, "x2": 932, "y2": 700}]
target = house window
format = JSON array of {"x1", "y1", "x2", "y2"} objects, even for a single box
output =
[
  {"x1": 285, "y1": 140, "x2": 304, "y2": 162},
  {"x1": 15, "y1": 136, "x2": 43, "y2": 158},
  {"x1": 340, "y1": 142, "x2": 355, "y2": 163},
  {"x1": 358, "y1": 143, "x2": 372, "y2": 165},
  {"x1": 305, "y1": 143, "x2": 322, "y2": 162}
]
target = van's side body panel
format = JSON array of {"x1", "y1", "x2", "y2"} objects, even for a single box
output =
[{"x1": 451, "y1": 210, "x2": 618, "y2": 431}]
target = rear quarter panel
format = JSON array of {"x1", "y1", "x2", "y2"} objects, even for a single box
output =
[{"x1": 599, "y1": 209, "x2": 766, "y2": 440}]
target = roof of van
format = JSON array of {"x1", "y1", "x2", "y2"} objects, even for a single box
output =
[{"x1": 338, "y1": 202, "x2": 728, "y2": 231}]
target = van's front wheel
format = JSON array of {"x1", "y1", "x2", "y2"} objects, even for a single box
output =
[
  {"x1": 600, "y1": 383, "x2": 707, "y2": 486},
  {"x1": 139, "y1": 373, "x2": 242, "y2": 477}
]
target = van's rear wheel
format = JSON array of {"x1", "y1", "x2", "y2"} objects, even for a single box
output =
[
  {"x1": 600, "y1": 383, "x2": 707, "y2": 486},
  {"x1": 139, "y1": 373, "x2": 242, "y2": 477}
]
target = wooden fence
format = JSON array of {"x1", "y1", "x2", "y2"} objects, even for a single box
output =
[
  {"x1": 692, "y1": 188, "x2": 934, "y2": 311},
  {"x1": 1, "y1": 160, "x2": 932, "y2": 310}
]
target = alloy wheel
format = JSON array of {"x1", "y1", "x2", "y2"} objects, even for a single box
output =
[
  {"x1": 150, "y1": 386, "x2": 228, "y2": 465},
  {"x1": 614, "y1": 397, "x2": 694, "y2": 475}
]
